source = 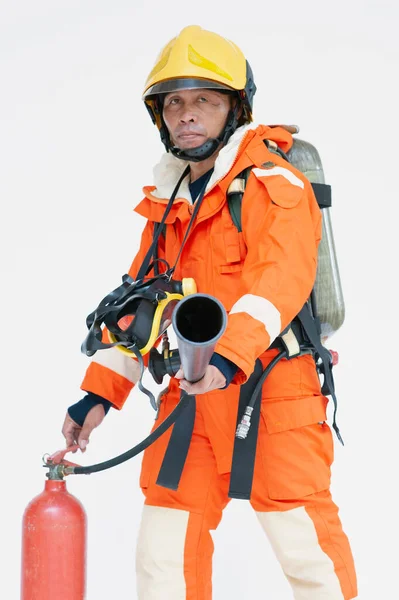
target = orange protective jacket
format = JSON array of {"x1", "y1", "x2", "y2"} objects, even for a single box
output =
[{"x1": 81, "y1": 124, "x2": 322, "y2": 411}]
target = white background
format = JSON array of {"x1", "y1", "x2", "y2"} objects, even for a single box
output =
[{"x1": 1, "y1": 1, "x2": 398, "y2": 598}]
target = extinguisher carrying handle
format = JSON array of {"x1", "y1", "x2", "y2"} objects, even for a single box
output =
[{"x1": 43, "y1": 444, "x2": 84, "y2": 473}]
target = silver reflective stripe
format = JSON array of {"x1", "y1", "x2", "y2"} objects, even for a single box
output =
[
  {"x1": 256, "y1": 507, "x2": 344, "y2": 599},
  {"x1": 280, "y1": 327, "x2": 301, "y2": 357},
  {"x1": 91, "y1": 348, "x2": 141, "y2": 384},
  {"x1": 229, "y1": 294, "x2": 281, "y2": 343},
  {"x1": 227, "y1": 177, "x2": 246, "y2": 195},
  {"x1": 136, "y1": 505, "x2": 189, "y2": 599},
  {"x1": 253, "y1": 166, "x2": 305, "y2": 189}
]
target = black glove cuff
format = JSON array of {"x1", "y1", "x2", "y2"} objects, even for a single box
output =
[
  {"x1": 68, "y1": 393, "x2": 113, "y2": 427},
  {"x1": 209, "y1": 352, "x2": 238, "y2": 389}
]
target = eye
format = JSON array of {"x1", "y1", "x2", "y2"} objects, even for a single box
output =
[
  {"x1": 198, "y1": 96, "x2": 208, "y2": 103},
  {"x1": 169, "y1": 97, "x2": 180, "y2": 105}
]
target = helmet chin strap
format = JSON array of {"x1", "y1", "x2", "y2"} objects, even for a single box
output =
[
  {"x1": 170, "y1": 136, "x2": 221, "y2": 162},
  {"x1": 161, "y1": 105, "x2": 240, "y2": 163}
]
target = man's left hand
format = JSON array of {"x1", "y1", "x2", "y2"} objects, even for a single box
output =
[{"x1": 175, "y1": 365, "x2": 226, "y2": 395}]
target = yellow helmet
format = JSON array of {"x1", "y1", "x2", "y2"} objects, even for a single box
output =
[{"x1": 143, "y1": 25, "x2": 256, "y2": 161}]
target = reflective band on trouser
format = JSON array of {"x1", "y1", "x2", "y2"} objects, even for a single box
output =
[
  {"x1": 136, "y1": 506, "x2": 189, "y2": 600},
  {"x1": 254, "y1": 500, "x2": 357, "y2": 599},
  {"x1": 136, "y1": 492, "x2": 229, "y2": 600},
  {"x1": 229, "y1": 294, "x2": 281, "y2": 343},
  {"x1": 252, "y1": 166, "x2": 305, "y2": 189}
]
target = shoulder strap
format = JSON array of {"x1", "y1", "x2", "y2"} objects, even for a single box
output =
[
  {"x1": 226, "y1": 166, "x2": 252, "y2": 232},
  {"x1": 227, "y1": 140, "x2": 331, "y2": 231},
  {"x1": 226, "y1": 140, "x2": 285, "y2": 232}
]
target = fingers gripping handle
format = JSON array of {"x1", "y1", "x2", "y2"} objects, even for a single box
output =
[{"x1": 43, "y1": 445, "x2": 84, "y2": 479}]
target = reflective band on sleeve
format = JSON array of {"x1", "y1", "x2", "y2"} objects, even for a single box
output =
[
  {"x1": 229, "y1": 294, "x2": 281, "y2": 342},
  {"x1": 92, "y1": 348, "x2": 141, "y2": 384},
  {"x1": 253, "y1": 166, "x2": 305, "y2": 189}
]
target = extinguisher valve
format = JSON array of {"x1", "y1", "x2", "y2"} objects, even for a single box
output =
[
  {"x1": 236, "y1": 406, "x2": 253, "y2": 440},
  {"x1": 43, "y1": 460, "x2": 67, "y2": 480},
  {"x1": 42, "y1": 449, "x2": 80, "y2": 479}
]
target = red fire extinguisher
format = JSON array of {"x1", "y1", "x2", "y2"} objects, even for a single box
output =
[{"x1": 21, "y1": 445, "x2": 87, "y2": 600}]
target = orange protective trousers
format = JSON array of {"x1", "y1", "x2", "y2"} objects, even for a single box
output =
[{"x1": 136, "y1": 352, "x2": 358, "y2": 600}]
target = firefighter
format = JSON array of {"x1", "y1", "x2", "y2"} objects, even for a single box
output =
[{"x1": 63, "y1": 25, "x2": 357, "y2": 600}]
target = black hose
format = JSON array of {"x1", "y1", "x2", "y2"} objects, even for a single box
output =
[
  {"x1": 247, "y1": 350, "x2": 287, "y2": 409},
  {"x1": 71, "y1": 391, "x2": 190, "y2": 475}
]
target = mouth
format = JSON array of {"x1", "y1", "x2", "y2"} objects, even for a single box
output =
[
  {"x1": 175, "y1": 132, "x2": 206, "y2": 148},
  {"x1": 177, "y1": 133, "x2": 204, "y2": 140}
]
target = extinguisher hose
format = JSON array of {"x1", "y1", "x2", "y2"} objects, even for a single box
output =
[{"x1": 70, "y1": 392, "x2": 191, "y2": 475}]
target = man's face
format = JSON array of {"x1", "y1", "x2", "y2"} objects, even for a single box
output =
[{"x1": 162, "y1": 88, "x2": 232, "y2": 149}]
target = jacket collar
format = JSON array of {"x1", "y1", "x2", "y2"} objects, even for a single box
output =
[{"x1": 150, "y1": 123, "x2": 257, "y2": 202}]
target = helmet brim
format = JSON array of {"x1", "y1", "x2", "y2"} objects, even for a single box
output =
[{"x1": 143, "y1": 78, "x2": 235, "y2": 99}]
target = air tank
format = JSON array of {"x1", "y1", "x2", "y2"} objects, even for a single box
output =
[{"x1": 287, "y1": 138, "x2": 345, "y2": 340}]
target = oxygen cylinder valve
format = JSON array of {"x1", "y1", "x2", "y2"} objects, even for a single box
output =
[
  {"x1": 329, "y1": 350, "x2": 339, "y2": 366},
  {"x1": 236, "y1": 406, "x2": 253, "y2": 439}
]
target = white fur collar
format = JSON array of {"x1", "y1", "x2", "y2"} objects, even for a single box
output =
[{"x1": 151, "y1": 123, "x2": 258, "y2": 202}]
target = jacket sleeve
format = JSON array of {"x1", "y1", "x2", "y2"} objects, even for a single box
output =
[
  {"x1": 214, "y1": 163, "x2": 322, "y2": 383},
  {"x1": 80, "y1": 219, "x2": 155, "y2": 409}
]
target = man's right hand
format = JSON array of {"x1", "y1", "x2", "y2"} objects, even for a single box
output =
[{"x1": 62, "y1": 403, "x2": 106, "y2": 453}]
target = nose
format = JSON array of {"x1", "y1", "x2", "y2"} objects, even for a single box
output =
[
  {"x1": 179, "y1": 105, "x2": 198, "y2": 124},
  {"x1": 180, "y1": 114, "x2": 196, "y2": 124}
]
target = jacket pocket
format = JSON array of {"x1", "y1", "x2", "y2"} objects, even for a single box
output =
[
  {"x1": 259, "y1": 395, "x2": 333, "y2": 500},
  {"x1": 219, "y1": 262, "x2": 244, "y2": 274}
]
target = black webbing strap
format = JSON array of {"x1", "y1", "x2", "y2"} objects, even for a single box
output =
[
  {"x1": 226, "y1": 166, "x2": 252, "y2": 233},
  {"x1": 156, "y1": 392, "x2": 196, "y2": 490},
  {"x1": 311, "y1": 183, "x2": 332, "y2": 208},
  {"x1": 297, "y1": 303, "x2": 344, "y2": 445},
  {"x1": 229, "y1": 359, "x2": 264, "y2": 500},
  {"x1": 128, "y1": 345, "x2": 157, "y2": 411},
  {"x1": 136, "y1": 165, "x2": 190, "y2": 282},
  {"x1": 169, "y1": 168, "x2": 214, "y2": 274},
  {"x1": 139, "y1": 166, "x2": 213, "y2": 282}
]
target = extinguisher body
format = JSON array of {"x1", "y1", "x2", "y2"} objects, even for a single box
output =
[{"x1": 21, "y1": 479, "x2": 87, "y2": 600}]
